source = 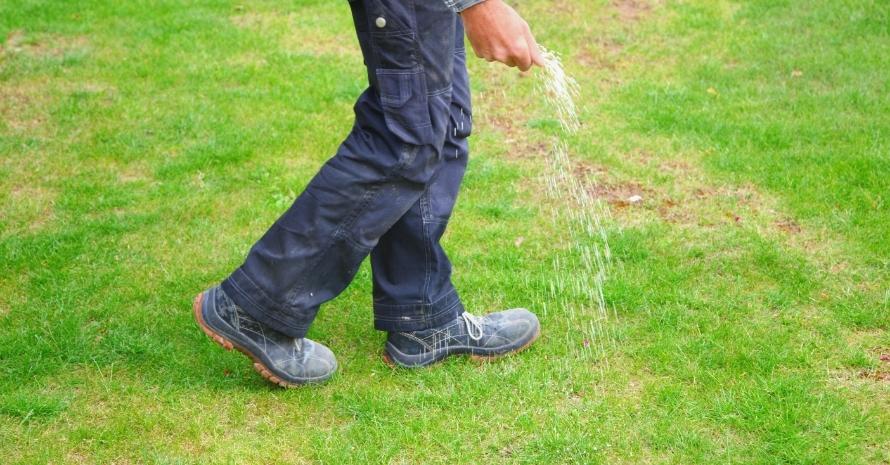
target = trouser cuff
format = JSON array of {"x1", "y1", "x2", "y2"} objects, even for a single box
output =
[
  {"x1": 373, "y1": 289, "x2": 464, "y2": 332},
  {"x1": 221, "y1": 269, "x2": 311, "y2": 339}
]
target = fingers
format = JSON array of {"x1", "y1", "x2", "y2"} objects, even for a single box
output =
[
  {"x1": 514, "y1": 46, "x2": 533, "y2": 71},
  {"x1": 487, "y1": 46, "x2": 526, "y2": 69},
  {"x1": 467, "y1": 22, "x2": 537, "y2": 70},
  {"x1": 463, "y1": 2, "x2": 542, "y2": 71},
  {"x1": 501, "y1": 53, "x2": 520, "y2": 68},
  {"x1": 514, "y1": 21, "x2": 534, "y2": 71},
  {"x1": 516, "y1": 55, "x2": 533, "y2": 71},
  {"x1": 524, "y1": 27, "x2": 546, "y2": 68},
  {"x1": 528, "y1": 39, "x2": 546, "y2": 68},
  {"x1": 509, "y1": 36, "x2": 533, "y2": 71},
  {"x1": 490, "y1": 48, "x2": 512, "y2": 66},
  {"x1": 509, "y1": 24, "x2": 541, "y2": 71}
]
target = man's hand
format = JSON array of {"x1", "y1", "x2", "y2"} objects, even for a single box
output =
[{"x1": 461, "y1": 0, "x2": 545, "y2": 72}]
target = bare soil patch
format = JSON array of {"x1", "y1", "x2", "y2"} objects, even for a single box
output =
[
  {"x1": 576, "y1": 40, "x2": 623, "y2": 70},
  {"x1": 0, "y1": 80, "x2": 50, "y2": 132},
  {"x1": 612, "y1": 0, "x2": 653, "y2": 22},
  {"x1": 775, "y1": 218, "x2": 802, "y2": 234},
  {"x1": 573, "y1": 160, "x2": 609, "y2": 179},
  {"x1": 231, "y1": 11, "x2": 359, "y2": 58},
  {"x1": 858, "y1": 370, "x2": 890, "y2": 382},
  {"x1": 2, "y1": 30, "x2": 89, "y2": 58},
  {"x1": 5, "y1": 185, "x2": 57, "y2": 233},
  {"x1": 587, "y1": 179, "x2": 652, "y2": 207}
]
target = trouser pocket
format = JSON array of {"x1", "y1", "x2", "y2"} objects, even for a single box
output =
[{"x1": 376, "y1": 68, "x2": 434, "y2": 147}]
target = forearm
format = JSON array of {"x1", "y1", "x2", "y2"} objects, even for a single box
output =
[{"x1": 443, "y1": 0, "x2": 486, "y2": 13}]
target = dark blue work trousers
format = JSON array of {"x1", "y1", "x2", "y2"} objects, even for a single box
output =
[{"x1": 222, "y1": 0, "x2": 472, "y2": 338}]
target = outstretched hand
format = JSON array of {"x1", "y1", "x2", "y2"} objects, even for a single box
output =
[{"x1": 461, "y1": 0, "x2": 545, "y2": 72}]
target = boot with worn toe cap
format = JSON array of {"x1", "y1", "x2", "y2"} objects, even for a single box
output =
[
  {"x1": 383, "y1": 309, "x2": 541, "y2": 368},
  {"x1": 193, "y1": 286, "x2": 337, "y2": 387}
]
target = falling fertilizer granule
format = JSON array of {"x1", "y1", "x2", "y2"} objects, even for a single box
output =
[
  {"x1": 535, "y1": 46, "x2": 615, "y2": 379},
  {"x1": 538, "y1": 46, "x2": 581, "y2": 133}
]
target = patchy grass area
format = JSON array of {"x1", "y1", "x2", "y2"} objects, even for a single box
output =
[{"x1": 1, "y1": 0, "x2": 888, "y2": 463}]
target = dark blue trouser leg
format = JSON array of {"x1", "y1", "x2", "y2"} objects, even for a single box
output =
[
  {"x1": 370, "y1": 20, "x2": 472, "y2": 332},
  {"x1": 221, "y1": 0, "x2": 461, "y2": 338}
]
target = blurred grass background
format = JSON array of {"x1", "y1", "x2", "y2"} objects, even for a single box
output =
[{"x1": 0, "y1": 0, "x2": 887, "y2": 463}]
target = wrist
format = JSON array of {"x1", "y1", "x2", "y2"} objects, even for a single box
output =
[{"x1": 459, "y1": 0, "x2": 495, "y2": 16}]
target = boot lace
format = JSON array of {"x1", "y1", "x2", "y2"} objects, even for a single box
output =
[{"x1": 462, "y1": 313, "x2": 485, "y2": 341}]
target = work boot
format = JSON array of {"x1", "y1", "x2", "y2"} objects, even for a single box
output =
[
  {"x1": 383, "y1": 309, "x2": 541, "y2": 368},
  {"x1": 193, "y1": 286, "x2": 337, "y2": 387}
]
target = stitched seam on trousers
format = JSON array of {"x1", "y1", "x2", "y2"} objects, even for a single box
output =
[
  {"x1": 373, "y1": 288, "x2": 458, "y2": 312},
  {"x1": 427, "y1": 85, "x2": 452, "y2": 97},
  {"x1": 375, "y1": 296, "x2": 463, "y2": 324},
  {"x1": 420, "y1": 199, "x2": 433, "y2": 308},
  {"x1": 319, "y1": 182, "x2": 380, "y2": 260},
  {"x1": 282, "y1": 183, "x2": 382, "y2": 306},
  {"x1": 408, "y1": 0, "x2": 422, "y2": 70},
  {"x1": 336, "y1": 183, "x2": 382, "y2": 240},
  {"x1": 343, "y1": 234, "x2": 372, "y2": 254},
  {"x1": 420, "y1": 188, "x2": 433, "y2": 307},
  {"x1": 367, "y1": 2, "x2": 419, "y2": 69}
]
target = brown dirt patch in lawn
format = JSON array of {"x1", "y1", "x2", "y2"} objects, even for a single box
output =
[
  {"x1": 576, "y1": 39, "x2": 626, "y2": 70},
  {"x1": 833, "y1": 332, "x2": 890, "y2": 387},
  {"x1": 775, "y1": 218, "x2": 802, "y2": 234},
  {"x1": 472, "y1": 83, "x2": 552, "y2": 162},
  {"x1": 0, "y1": 79, "x2": 53, "y2": 133},
  {"x1": 1, "y1": 78, "x2": 114, "y2": 134},
  {"x1": 573, "y1": 160, "x2": 610, "y2": 179},
  {"x1": 0, "y1": 283, "x2": 11, "y2": 316},
  {"x1": 611, "y1": 147, "x2": 889, "y2": 307},
  {"x1": 2, "y1": 30, "x2": 89, "y2": 58},
  {"x1": 231, "y1": 11, "x2": 359, "y2": 58},
  {"x1": 4, "y1": 185, "x2": 57, "y2": 234},
  {"x1": 612, "y1": 0, "x2": 654, "y2": 22},
  {"x1": 587, "y1": 179, "x2": 652, "y2": 207},
  {"x1": 857, "y1": 368, "x2": 890, "y2": 382},
  {"x1": 226, "y1": 52, "x2": 268, "y2": 68},
  {"x1": 280, "y1": 27, "x2": 359, "y2": 58}
]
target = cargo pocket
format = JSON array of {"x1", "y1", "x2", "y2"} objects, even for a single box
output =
[{"x1": 376, "y1": 68, "x2": 434, "y2": 147}]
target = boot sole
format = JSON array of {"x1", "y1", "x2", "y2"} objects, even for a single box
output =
[
  {"x1": 193, "y1": 292, "x2": 303, "y2": 388},
  {"x1": 382, "y1": 325, "x2": 542, "y2": 368}
]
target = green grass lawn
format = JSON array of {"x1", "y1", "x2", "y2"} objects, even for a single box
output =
[{"x1": 1, "y1": 0, "x2": 888, "y2": 463}]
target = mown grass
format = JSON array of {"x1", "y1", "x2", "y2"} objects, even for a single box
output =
[{"x1": 1, "y1": 0, "x2": 888, "y2": 463}]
